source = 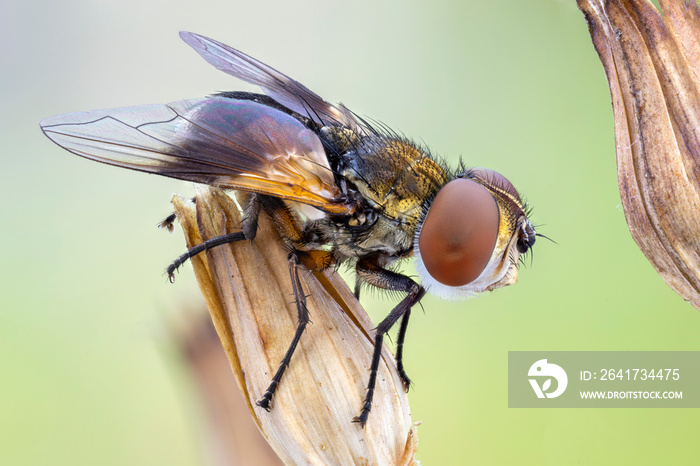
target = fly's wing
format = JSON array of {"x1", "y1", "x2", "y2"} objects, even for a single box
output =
[
  {"x1": 40, "y1": 97, "x2": 353, "y2": 214},
  {"x1": 180, "y1": 31, "x2": 365, "y2": 133}
]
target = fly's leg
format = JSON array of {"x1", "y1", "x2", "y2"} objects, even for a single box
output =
[
  {"x1": 256, "y1": 253, "x2": 310, "y2": 411},
  {"x1": 166, "y1": 194, "x2": 260, "y2": 281},
  {"x1": 166, "y1": 231, "x2": 246, "y2": 281},
  {"x1": 395, "y1": 307, "x2": 412, "y2": 390},
  {"x1": 352, "y1": 259, "x2": 425, "y2": 427},
  {"x1": 255, "y1": 247, "x2": 332, "y2": 409},
  {"x1": 158, "y1": 196, "x2": 197, "y2": 232},
  {"x1": 254, "y1": 195, "x2": 333, "y2": 410},
  {"x1": 168, "y1": 192, "x2": 330, "y2": 411}
]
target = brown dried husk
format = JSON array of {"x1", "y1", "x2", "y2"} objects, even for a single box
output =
[
  {"x1": 172, "y1": 187, "x2": 418, "y2": 465},
  {"x1": 578, "y1": 0, "x2": 700, "y2": 310}
]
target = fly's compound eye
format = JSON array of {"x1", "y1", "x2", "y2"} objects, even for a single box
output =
[
  {"x1": 466, "y1": 167, "x2": 522, "y2": 204},
  {"x1": 418, "y1": 178, "x2": 499, "y2": 287}
]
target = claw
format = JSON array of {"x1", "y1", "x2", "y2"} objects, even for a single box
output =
[
  {"x1": 351, "y1": 412, "x2": 368, "y2": 428},
  {"x1": 256, "y1": 397, "x2": 272, "y2": 412}
]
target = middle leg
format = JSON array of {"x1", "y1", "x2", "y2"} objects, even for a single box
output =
[{"x1": 255, "y1": 252, "x2": 311, "y2": 410}]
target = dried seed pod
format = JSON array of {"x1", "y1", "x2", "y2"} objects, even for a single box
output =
[
  {"x1": 578, "y1": 0, "x2": 700, "y2": 310},
  {"x1": 172, "y1": 187, "x2": 418, "y2": 465}
]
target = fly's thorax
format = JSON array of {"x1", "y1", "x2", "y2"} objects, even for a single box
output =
[
  {"x1": 319, "y1": 126, "x2": 362, "y2": 156},
  {"x1": 341, "y1": 137, "x2": 447, "y2": 228},
  {"x1": 311, "y1": 213, "x2": 412, "y2": 261},
  {"x1": 414, "y1": 168, "x2": 534, "y2": 300},
  {"x1": 333, "y1": 136, "x2": 449, "y2": 259}
]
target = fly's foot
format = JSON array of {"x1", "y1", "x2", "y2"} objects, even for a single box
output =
[
  {"x1": 397, "y1": 367, "x2": 412, "y2": 392},
  {"x1": 256, "y1": 394, "x2": 273, "y2": 412},
  {"x1": 352, "y1": 402, "x2": 371, "y2": 428}
]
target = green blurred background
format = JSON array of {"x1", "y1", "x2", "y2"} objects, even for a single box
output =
[{"x1": 3, "y1": 0, "x2": 698, "y2": 464}]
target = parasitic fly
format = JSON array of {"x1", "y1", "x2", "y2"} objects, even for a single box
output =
[{"x1": 40, "y1": 32, "x2": 538, "y2": 427}]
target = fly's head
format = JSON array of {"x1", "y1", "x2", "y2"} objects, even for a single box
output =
[{"x1": 414, "y1": 167, "x2": 535, "y2": 300}]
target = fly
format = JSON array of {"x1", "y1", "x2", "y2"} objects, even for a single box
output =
[{"x1": 40, "y1": 31, "x2": 538, "y2": 427}]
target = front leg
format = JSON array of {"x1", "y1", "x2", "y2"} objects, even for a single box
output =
[
  {"x1": 166, "y1": 194, "x2": 261, "y2": 281},
  {"x1": 352, "y1": 258, "x2": 425, "y2": 427}
]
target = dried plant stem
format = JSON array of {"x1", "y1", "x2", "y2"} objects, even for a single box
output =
[{"x1": 172, "y1": 187, "x2": 418, "y2": 465}]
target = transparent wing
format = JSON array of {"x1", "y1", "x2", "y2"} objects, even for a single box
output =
[
  {"x1": 40, "y1": 96, "x2": 352, "y2": 214},
  {"x1": 180, "y1": 31, "x2": 365, "y2": 133}
]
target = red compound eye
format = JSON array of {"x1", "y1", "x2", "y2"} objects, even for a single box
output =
[
  {"x1": 418, "y1": 178, "x2": 499, "y2": 286},
  {"x1": 469, "y1": 167, "x2": 522, "y2": 203}
]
